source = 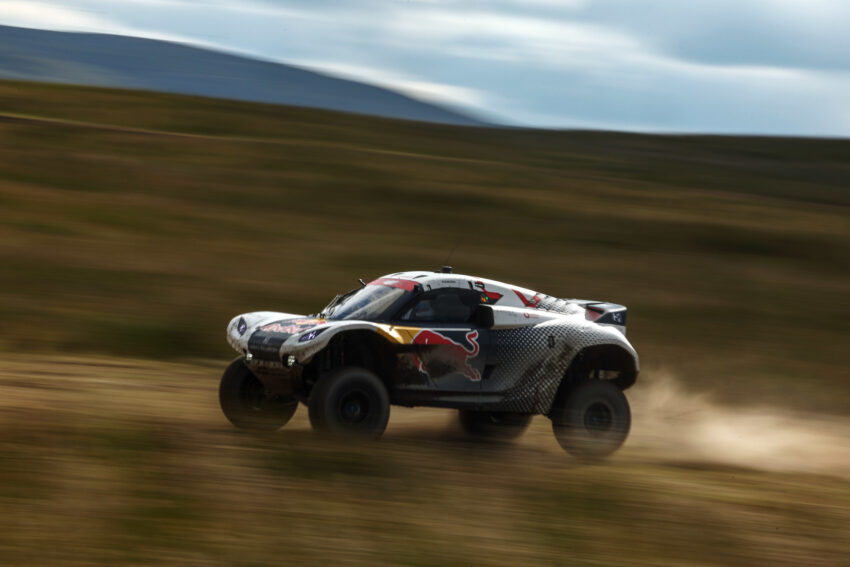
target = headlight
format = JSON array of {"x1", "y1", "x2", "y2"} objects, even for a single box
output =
[{"x1": 236, "y1": 317, "x2": 248, "y2": 335}]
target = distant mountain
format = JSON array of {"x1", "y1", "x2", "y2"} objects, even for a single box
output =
[{"x1": 0, "y1": 25, "x2": 485, "y2": 126}]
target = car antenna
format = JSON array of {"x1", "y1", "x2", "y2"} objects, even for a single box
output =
[
  {"x1": 440, "y1": 242, "x2": 459, "y2": 273},
  {"x1": 359, "y1": 278, "x2": 367, "y2": 287}
]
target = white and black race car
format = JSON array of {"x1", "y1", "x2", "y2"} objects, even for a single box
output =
[{"x1": 221, "y1": 268, "x2": 639, "y2": 457}]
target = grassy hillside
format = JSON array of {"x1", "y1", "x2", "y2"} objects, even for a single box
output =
[
  {"x1": 1, "y1": 79, "x2": 849, "y2": 413},
  {"x1": 0, "y1": 25, "x2": 483, "y2": 126}
]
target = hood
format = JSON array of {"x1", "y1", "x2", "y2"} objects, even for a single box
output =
[
  {"x1": 226, "y1": 311, "x2": 317, "y2": 353},
  {"x1": 245, "y1": 316, "x2": 328, "y2": 361}
]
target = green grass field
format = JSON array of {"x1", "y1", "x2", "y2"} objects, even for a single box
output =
[{"x1": 1, "y1": 80, "x2": 849, "y2": 565}]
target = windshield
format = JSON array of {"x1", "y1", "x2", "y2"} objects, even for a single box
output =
[{"x1": 327, "y1": 284, "x2": 408, "y2": 321}]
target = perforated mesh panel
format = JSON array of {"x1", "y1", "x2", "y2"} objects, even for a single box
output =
[{"x1": 487, "y1": 321, "x2": 633, "y2": 413}]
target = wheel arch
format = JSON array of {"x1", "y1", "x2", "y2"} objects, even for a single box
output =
[
  {"x1": 301, "y1": 328, "x2": 397, "y2": 398},
  {"x1": 541, "y1": 342, "x2": 639, "y2": 416},
  {"x1": 575, "y1": 343, "x2": 639, "y2": 389}
]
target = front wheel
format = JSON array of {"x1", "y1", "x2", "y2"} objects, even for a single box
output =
[
  {"x1": 219, "y1": 358, "x2": 298, "y2": 431},
  {"x1": 458, "y1": 410, "x2": 532, "y2": 440},
  {"x1": 308, "y1": 367, "x2": 390, "y2": 440},
  {"x1": 550, "y1": 380, "x2": 631, "y2": 458}
]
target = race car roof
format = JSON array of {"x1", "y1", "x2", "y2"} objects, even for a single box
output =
[{"x1": 380, "y1": 270, "x2": 544, "y2": 310}]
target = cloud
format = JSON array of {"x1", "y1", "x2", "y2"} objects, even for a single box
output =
[
  {"x1": 385, "y1": 8, "x2": 643, "y2": 68},
  {"x1": 567, "y1": 0, "x2": 850, "y2": 72},
  {"x1": 0, "y1": 0, "x2": 117, "y2": 30},
  {"x1": 2, "y1": 0, "x2": 848, "y2": 135},
  {"x1": 291, "y1": 60, "x2": 490, "y2": 109}
]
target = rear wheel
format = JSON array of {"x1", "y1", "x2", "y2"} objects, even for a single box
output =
[
  {"x1": 551, "y1": 380, "x2": 630, "y2": 458},
  {"x1": 308, "y1": 367, "x2": 390, "y2": 440},
  {"x1": 219, "y1": 357, "x2": 297, "y2": 431},
  {"x1": 458, "y1": 410, "x2": 532, "y2": 440}
]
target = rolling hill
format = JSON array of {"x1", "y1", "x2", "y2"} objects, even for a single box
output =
[{"x1": 0, "y1": 24, "x2": 484, "y2": 126}]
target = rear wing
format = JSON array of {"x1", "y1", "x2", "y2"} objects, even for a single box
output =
[{"x1": 580, "y1": 301, "x2": 628, "y2": 334}]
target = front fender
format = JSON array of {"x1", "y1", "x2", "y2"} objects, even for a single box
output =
[{"x1": 281, "y1": 320, "x2": 385, "y2": 362}]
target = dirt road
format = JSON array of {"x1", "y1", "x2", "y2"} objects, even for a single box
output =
[
  {"x1": 3, "y1": 356, "x2": 846, "y2": 476},
  {"x1": 1, "y1": 356, "x2": 848, "y2": 566}
]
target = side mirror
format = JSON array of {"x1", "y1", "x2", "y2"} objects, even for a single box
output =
[{"x1": 474, "y1": 304, "x2": 495, "y2": 328}]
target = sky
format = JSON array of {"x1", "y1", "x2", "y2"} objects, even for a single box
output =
[{"x1": 2, "y1": 0, "x2": 850, "y2": 136}]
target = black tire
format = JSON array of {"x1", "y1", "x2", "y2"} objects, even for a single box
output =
[
  {"x1": 219, "y1": 357, "x2": 298, "y2": 431},
  {"x1": 458, "y1": 410, "x2": 532, "y2": 440},
  {"x1": 551, "y1": 380, "x2": 631, "y2": 458},
  {"x1": 308, "y1": 367, "x2": 390, "y2": 440}
]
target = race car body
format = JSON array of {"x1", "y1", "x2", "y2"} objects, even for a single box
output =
[{"x1": 220, "y1": 268, "x2": 639, "y2": 457}]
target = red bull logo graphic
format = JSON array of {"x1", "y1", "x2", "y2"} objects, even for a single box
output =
[{"x1": 411, "y1": 329, "x2": 481, "y2": 381}]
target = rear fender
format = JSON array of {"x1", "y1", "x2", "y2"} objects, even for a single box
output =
[{"x1": 541, "y1": 342, "x2": 639, "y2": 415}]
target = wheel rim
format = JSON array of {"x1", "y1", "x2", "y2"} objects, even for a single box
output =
[
  {"x1": 240, "y1": 375, "x2": 266, "y2": 411},
  {"x1": 339, "y1": 390, "x2": 370, "y2": 425},
  {"x1": 583, "y1": 402, "x2": 613, "y2": 433}
]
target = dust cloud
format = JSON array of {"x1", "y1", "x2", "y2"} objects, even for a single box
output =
[{"x1": 627, "y1": 371, "x2": 850, "y2": 478}]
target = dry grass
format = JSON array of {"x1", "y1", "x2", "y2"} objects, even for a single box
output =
[{"x1": 1, "y1": 81, "x2": 847, "y2": 413}]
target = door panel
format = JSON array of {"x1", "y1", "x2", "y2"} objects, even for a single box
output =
[
  {"x1": 389, "y1": 288, "x2": 490, "y2": 403},
  {"x1": 403, "y1": 324, "x2": 489, "y2": 392},
  {"x1": 390, "y1": 323, "x2": 491, "y2": 404}
]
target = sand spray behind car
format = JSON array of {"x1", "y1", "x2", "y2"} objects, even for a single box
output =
[{"x1": 626, "y1": 370, "x2": 850, "y2": 478}]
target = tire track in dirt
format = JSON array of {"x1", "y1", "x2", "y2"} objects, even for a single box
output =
[{"x1": 1, "y1": 357, "x2": 848, "y2": 478}]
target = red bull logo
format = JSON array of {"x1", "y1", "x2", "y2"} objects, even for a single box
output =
[{"x1": 411, "y1": 329, "x2": 481, "y2": 381}]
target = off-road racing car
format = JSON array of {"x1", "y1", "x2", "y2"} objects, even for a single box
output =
[{"x1": 220, "y1": 268, "x2": 639, "y2": 457}]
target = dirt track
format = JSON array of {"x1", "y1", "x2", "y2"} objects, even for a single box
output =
[
  {"x1": 1, "y1": 356, "x2": 849, "y2": 566},
  {"x1": 3, "y1": 356, "x2": 847, "y2": 478}
]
